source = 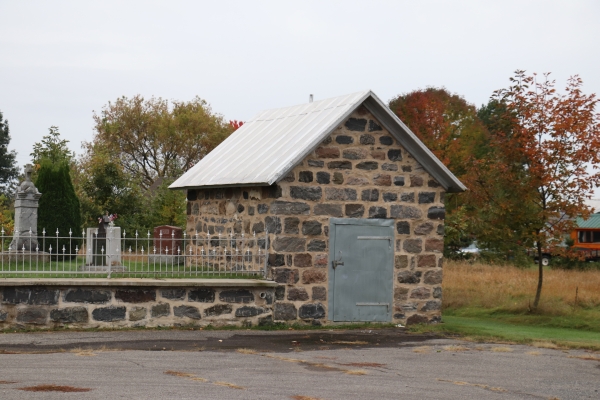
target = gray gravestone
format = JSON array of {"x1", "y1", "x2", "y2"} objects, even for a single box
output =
[{"x1": 10, "y1": 164, "x2": 41, "y2": 251}]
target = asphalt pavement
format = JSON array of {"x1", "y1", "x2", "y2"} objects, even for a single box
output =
[{"x1": 0, "y1": 328, "x2": 598, "y2": 399}]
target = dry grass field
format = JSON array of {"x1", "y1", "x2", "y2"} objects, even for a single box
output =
[{"x1": 443, "y1": 261, "x2": 600, "y2": 316}]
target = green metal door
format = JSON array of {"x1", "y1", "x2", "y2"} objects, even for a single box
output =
[{"x1": 328, "y1": 218, "x2": 394, "y2": 322}]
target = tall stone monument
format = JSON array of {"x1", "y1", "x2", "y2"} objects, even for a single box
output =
[{"x1": 10, "y1": 164, "x2": 42, "y2": 251}]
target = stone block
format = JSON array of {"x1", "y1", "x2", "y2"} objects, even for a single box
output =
[
  {"x1": 427, "y1": 206, "x2": 446, "y2": 220},
  {"x1": 379, "y1": 136, "x2": 393, "y2": 145},
  {"x1": 424, "y1": 270, "x2": 443, "y2": 285},
  {"x1": 382, "y1": 163, "x2": 398, "y2": 171},
  {"x1": 327, "y1": 161, "x2": 352, "y2": 170},
  {"x1": 332, "y1": 172, "x2": 344, "y2": 184},
  {"x1": 115, "y1": 289, "x2": 156, "y2": 303},
  {"x1": 401, "y1": 193, "x2": 415, "y2": 202},
  {"x1": 271, "y1": 201, "x2": 310, "y2": 215},
  {"x1": 219, "y1": 289, "x2": 254, "y2": 303},
  {"x1": 395, "y1": 255, "x2": 409, "y2": 269},
  {"x1": 383, "y1": 192, "x2": 397, "y2": 202},
  {"x1": 257, "y1": 204, "x2": 269, "y2": 214},
  {"x1": 370, "y1": 150, "x2": 386, "y2": 160},
  {"x1": 410, "y1": 175, "x2": 424, "y2": 187},
  {"x1": 397, "y1": 270, "x2": 422, "y2": 284},
  {"x1": 151, "y1": 303, "x2": 170, "y2": 318},
  {"x1": 343, "y1": 148, "x2": 367, "y2": 159},
  {"x1": 396, "y1": 221, "x2": 410, "y2": 235},
  {"x1": 335, "y1": 135, "x2": 354, "y2": 144},
  {"x1": 235, "y1": 306, "x2": 266, "y2": 317},
  {"x1": 388, "y1": 149, "x2": 402, "y2": 161},
  {"x1": 50, "y1": 307, "x2": 88, "y2": 323},
  {"x1": 402, "y1": 165, "x2": 412, "y2": 172},
  {"x1": 394, "y1": 287, "x2": 409, "y2": 301},
  {"x1": 421, "y1": 300, "x2": 441, "y2": 312},
  {"x1": 373, "y1": 174, "x2": 391, "y2": 186},
  {"x1": 316, "y1": 147, "x2": 340, "y2": 158},
  {"x1": 298, "y1": 171, "x2": 313, "y2": 182},
  {"x1": 393, "y1": 176, "x2": 405, "y2": 186},
  {"x1": 369, "y1": 120, "x2": 383, "y2": 131},
  {"x1": 302, "y1": 269, "x2": 326, "y2": 284},
  {"x1": 273, "y1": 268, "x2": 299, "y2": 284},
  {"x1": 345, "y1": 118, "x2": 367, "y2": 131},
  {"x1": 325, "y1": 188, "x2": 357, "y2": 201},
  {"x1": 161, "y1": 289, "x2": 186, "y2": 300},
  {"x1": 287, "y1": 287, "x2": 309, "y2": 301},
  {"x1": 268, "y1": 254, "x2": 285, "y2": 267},
  {"x1": 345, "y1": 204, "x2": 365, "y2": 218},
  {"x1": 273, "y1": 237, "x2": 306, "y2": 252},
  {"x1": 425, "y1": 238, "x2": 444, "y2": 253},
  {"x1": 314, "y1": 204, "x2": 343, "y2": 217},
  {"x1": 433, "y1": 287, "x2": 442, "y2": 299},
  {"x1": 417, "y1": 254, "x2": 437, "y2": 268},
  {"x1": 129, "y1": 307, "x2": 147, "y2": 321},
  {"x1": 265, "y1": 216, "x2": 282, "y2": 234},
  {"x1": 414, "y1": 222, "x2": 434, "y2": 235},
  {"x1": 17, "y1": 308, "x2": 48, "y2": 324},
  {"x1": 294, "y1": 253, "x2": 312, "y2": 268},
  {"x1": 274, "y1": 303, "x2": 297, "y2": 320},
  {"x1": 275, "y1": 286, "x2": 285, "y2": 300},
  {"x1": 307, "y1": 240, "x2": 326, "y2": 252},
  {"x1": 437, "y1": 224, "x2": 445, "y2": 236},
  {"x1": 174, "y1": 305, "x2": 201, "y2": 319},
  {"x1": 403, "y1": 238, "x2": 423, "y2": 253},
  {"x1": 308, "y1": 160, "x2": 324, "y2": 167},
  {"x1": 0, "y1": 310, "x2": 7, "y2": 321},
  {"x1": 312, "y1": 286, "x2": 327, "y2": 301},
  {"x1": 346, "y1": 176, "x2": 369, "y2": 185},
  {"x1": 368, "y1": 206, "x2": 387, "y2": 219},
  {"x1": 418, "y1": 192, "x2": 436, "y2": 204},
  {"x1": 290, "y1": 186, "x2": 322, "y2": 201},
  {"x1": 360, "y1": 134, "x2": 375, "y2": 145},
  {"x1": 299, "y1": 303, "x2": 325, "y2": 319},
  {"x1": 284, "y1": 218, "x2": 299, "y2": 234},
  {"x1": 316, "y1": 172, "x2": 330, "y2": 184},
  {"x1": 92, "y1": 306, "x2": 126, "y2": 322},
  {"x1": 189, "y1": 288, "x2": 215, "y2": 303},
  {"x1": 361, "y1": 189, "x2": 379, "y2": 201},
  {"x1": 204, "y1": 304, "x2": 232, "y2": 317},
  {"x1": 410, "y1": 287, "x2": 431, "y2": 299},
  {"x1": 356, "y1": 161, "x2": 378, "y2": 170},
  {"x1": 428, "y1": 179, "x2": 441, "y2": 188},
  {"x1": 302, "y1": 221, "x2": 322, "y2": 235},
  {"x1": 63, "y1": 289, "x2": 112, "y2": 304},
  {"x1": 390, "y1": 205, "x2": 422, "y2": 219},
  {"x1": 3, "y1": 288, "x2": 58, "y2": 305},
  {"x1": 314, "y1": 254, "x2": 328, "y2": 267}
]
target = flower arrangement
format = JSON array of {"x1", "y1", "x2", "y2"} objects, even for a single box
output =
[{"x1": 98, "y1": 213, "x2": 118, "y2": 227}]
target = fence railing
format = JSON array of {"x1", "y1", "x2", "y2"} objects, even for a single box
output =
[{"x1": 0, "y1": 227, "x2": 269, "y2": 279}]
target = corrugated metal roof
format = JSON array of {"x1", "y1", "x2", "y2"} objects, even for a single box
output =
[
  {"x1": 169, "y1": 90, "x2": 466, "y2": 193},
  {"x1": 576, "y1": 214, "x2": 600, "y2": 229}
]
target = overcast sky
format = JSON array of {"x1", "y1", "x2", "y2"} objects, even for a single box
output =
[{"x1": 1, "y1": 0, "x2": 599, "y2": 170}]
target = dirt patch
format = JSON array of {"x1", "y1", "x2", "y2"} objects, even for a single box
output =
[
  {"x1": 338, "y1": 362, "x2": 386, "y2": 368},
  {"x1": 18, "y1": 384, "x2": 91, "y2": 392}
]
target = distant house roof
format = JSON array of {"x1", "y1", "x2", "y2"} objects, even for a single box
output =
[
  {"x1": 576, "y1": 214, "x2": 600, "y2": 229},
  {"x1": 169, "y1": 90, "x2": 466, "y2": 193}
]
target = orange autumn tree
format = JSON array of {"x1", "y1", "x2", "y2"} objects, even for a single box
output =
[
  {"x1": 389, "y1": 88, "x2": 489, "y2": 252},
  {"x1": 482, "y1": 71, "x2": 600, "y2": 308}
]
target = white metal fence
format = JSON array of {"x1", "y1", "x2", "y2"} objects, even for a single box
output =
[{"x1": 0, "y1": 227, "x2": 269, "y2": 278}]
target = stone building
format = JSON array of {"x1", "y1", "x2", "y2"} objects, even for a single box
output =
[{"x1": 170, "y1": 91, "x2": 465, "y2": 325}]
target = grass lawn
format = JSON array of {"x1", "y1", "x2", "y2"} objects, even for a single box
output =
[{"x1": 411, "y1": 261, "x2": 600, "y2": 350}]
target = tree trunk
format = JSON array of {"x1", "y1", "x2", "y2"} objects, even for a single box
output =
[{"x1": 533, "y1": 241, "x2": 543, "y2": 309}]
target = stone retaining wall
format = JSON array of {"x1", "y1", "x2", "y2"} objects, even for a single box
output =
[{"x1": 0, "y1": 283, "x2": 276, "y2": 330}]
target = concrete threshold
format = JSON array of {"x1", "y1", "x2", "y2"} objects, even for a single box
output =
[{"x1": 0, "y1": 278, "x2": 278, "y2": 287}]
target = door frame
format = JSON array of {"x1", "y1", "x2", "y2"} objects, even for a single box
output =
[{"x1": 327, "y1": 218, "x2": 395, "y2": 321}]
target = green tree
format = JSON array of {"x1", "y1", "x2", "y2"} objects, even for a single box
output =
[
  {"x1": 31, "y1": 126, "x2": 74, "y2": 166},
  {"x1": 0, "y1": 110, "x2": 19, "y2": 196},
  {"x1": 88, "y1": 95, "x2": 233, "y2": 190},
  {"x1": 35, "y1": 160, "x2": 82, "y2": 259}
]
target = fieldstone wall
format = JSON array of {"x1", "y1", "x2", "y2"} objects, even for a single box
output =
[
  {"x1": 186, "y1": 106, "x2": 446, "y2": 325},
  {"x1": 0, "y1": 284, "x2": 275, "y2": 330}
]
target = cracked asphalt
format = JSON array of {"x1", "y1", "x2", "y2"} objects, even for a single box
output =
[{"x1": 0, "y1": 328, "x2": 598, "y2": 399}]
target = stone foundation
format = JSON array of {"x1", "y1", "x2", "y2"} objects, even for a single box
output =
[{"x1": 0, "y1": 279, "x2": 277, "y2": 329}]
